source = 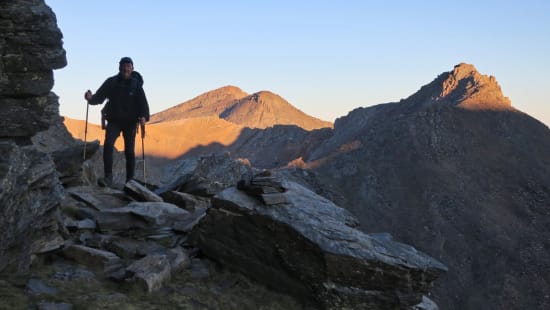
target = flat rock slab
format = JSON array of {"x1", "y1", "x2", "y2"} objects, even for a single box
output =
[
  {"x1": 124, "y1": 180, "x2": 163, "y2": 202},
  {"x1": 127, "y1": 254, "x2": 171, "y2": 293},
  {"x1": 102, "y1": 236, "x2": 167, "y2": 259},
  {"x1": 61, "y1": 244, "x2": 121, "y2": 272},
  {"x1": 103, "y1": 202, "x2": 190, "y2": 227},
  {"x1": 160, "y1": 191, "x2": 210, "y2": 212},
  {"x1": 66, "y1": 186, "x2": 129, "y2": 211}
]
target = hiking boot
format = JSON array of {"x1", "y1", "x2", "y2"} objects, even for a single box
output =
[{"x1": 98, "y1": 176, "x2": 114, "y2": 188}]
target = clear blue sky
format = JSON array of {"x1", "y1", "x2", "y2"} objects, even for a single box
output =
[{"x1": 46, "y1": 0, "x2": 550, "y2": 126}]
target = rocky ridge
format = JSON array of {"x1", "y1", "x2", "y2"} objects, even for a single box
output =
[{"x1": 304, "y1": 65, "x2": 550, "y2": 309}]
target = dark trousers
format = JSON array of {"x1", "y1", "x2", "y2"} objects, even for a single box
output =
[{"x1": 103, "y1": 121, "x2": 137, "y2": 181}]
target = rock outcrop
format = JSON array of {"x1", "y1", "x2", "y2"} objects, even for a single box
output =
[
  {"x1": 0, "y1": 0, "x2": 66, "y2": 137},
  {"x1": 0, "y1": 0, "x2": 67, "y2": 273},
  {"x1": 404, "y1": 63, "x2": 512, "y2": 110},
  {"x1": 191, "y1": 173, "x2": 447, "y2": 309}
]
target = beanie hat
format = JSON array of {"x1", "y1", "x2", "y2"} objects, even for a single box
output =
[{"x1": 119, "y1": 57, "x2": 133, "y2": 65}]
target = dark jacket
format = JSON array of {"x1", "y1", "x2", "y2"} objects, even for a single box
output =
[{"x1": 89, "y1": 71, "x2": 150, "y2": 124}]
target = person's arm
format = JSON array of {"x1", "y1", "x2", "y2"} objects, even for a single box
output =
[
  {"x1": 137, "y1": 87, "x2": 150, "y2": 123},
  {"x1": 84, "y1": 77, "x2": 113, "y2": 105}
]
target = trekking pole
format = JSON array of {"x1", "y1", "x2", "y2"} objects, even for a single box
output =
[
  {"x1": 140, "y1": 121, "x2": 146, "y2": 185},
  {"x1": 83, "y1": 100, "x2": 89, "y2": 160}
]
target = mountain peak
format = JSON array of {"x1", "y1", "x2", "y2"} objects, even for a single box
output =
[
  {"x1": 449, "y1": 62, "x2": 478, "y2": 79},
  {"x1": 221, "y1": 90, "x2": 333, "y2": 130},
  {"x1": 149, "y1": 85, "x2": 248, "y2": 123},
  {"x1": 405, "y1": 63, "x2": 512, "y2": 109},
  {"x1": 150, "y1": 86, "x2": 332, "y2": 130}
]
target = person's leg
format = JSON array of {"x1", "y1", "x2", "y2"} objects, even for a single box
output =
[
  {"x1": 122, "y1": 123, "x2": 137, "y2": 182},
  {"x1": 103, "y1": 121, "x2": 121, "y2": 182}
]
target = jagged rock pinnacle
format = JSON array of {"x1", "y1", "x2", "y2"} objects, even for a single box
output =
[{"x1": 406, "y1": 63, "x2": 512, "y2": 109}]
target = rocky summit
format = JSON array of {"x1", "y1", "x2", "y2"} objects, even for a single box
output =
[{"x1": 404, "y1": 63, "x2": 512, "y2": 110}]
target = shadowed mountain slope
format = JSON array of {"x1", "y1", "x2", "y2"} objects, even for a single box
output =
[{"x1": 305, "y1": 63, "x2": 550, "y2": 310}]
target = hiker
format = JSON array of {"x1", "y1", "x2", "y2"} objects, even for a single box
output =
[{"x1": 84, "y1": 57, "x2": 150, "y2": 187}]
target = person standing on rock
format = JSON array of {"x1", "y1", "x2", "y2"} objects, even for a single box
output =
[{"x1": 84, "y1": 57, "x2": 150, "y2": 187}]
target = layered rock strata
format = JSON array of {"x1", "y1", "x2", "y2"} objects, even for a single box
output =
[
  {"x1": 191, "y1": 177, "x2": 447, "y2": 309},
  {"x1": 0, "y1": 0, "x2": 67, "y2": 272}
]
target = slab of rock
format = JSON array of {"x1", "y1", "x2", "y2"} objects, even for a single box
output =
[
  {"x1": 155, "y1": 153, "x2": 254, "y2": 197},
  {"x1": 51, "y1": 141, "x2": 99, "y2": 187},
  {"x1": 260, "y1": 193, "x2": 287, "y2": 205},
  {"x1": 66, "y1": 186, "x2": 129, "y2": 211},
  {"x1": 172, "y1": 208, "x2": 207, "y2": 233},
  {"x1": 95, "y1": 211, "x2": 149, "y2": 235},
  {"x1": 61, "y1": 244, "x2": 121, "y2": 272},
  {"x1": 124, "y1": 180, "x2": 163, "y2": 202},
  {"x1": 126, "y1": 254, "x2": 171, "y2": 293},
  {"x1": 190, "y1": 180, "x2": 447, "y2": 309},
  {"x1": 160, "y1": 191, "x2": 210, "y2": 212},
  {"x1": 0, "y1": 141, "x2": 64, "y2": 272},
  {"x1": 102, "y1": 236, "x2": 167, "y2": 259},
  {"x1": 104, "y1": 202, "x2": 189, "y2": 227}
]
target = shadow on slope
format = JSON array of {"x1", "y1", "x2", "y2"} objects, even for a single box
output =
[{"x1": 306, "y1": 103, "x2": 550, "y2": 310}]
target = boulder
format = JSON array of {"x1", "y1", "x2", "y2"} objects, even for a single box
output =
[
  {"x1": 104, "y1": 202, "x2": 189, "y2": 227},
  {"x1": 126, "y1": 254, "x2": 172, "y2": 293},
  {"x1": 66, "y1": 186, "x2": 129, "y2": 211},
  {"x1": 190, "y1": 180, "x2": 447, "y2": 309},
  {"x1": 61, "y1": 244, "x2": 121, "y2": 273},
  {"x1": 0, "y1": 141, "x2": 64, "y2": 272},
  {"x1": 124, "y1": 180, "x2": 163, "y2": 202},
  {"x1": 96, "y1": 202, "x2": 191, "y2": 237},
  {"x1": 125, "y1": 246, "x2": 190, "y2": 293},
  {"x1": 0, "y1": 0, "x2": 66, "y2": 136},
  {"x1": 51, "y1": 141, "x2": 100, "y2": 187},
  {"x1": 102, "y1": 236, "x2": 167, "y2": 259},
  {"x1": 0, "y1": 0, "x2": 73, "y2": 275},
  {"x1": 155, "y1": 153, "x2": 253, "y2": 197},
  {"x1": 159, "y1": 191, "x2": 209, "y2": 212}
]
